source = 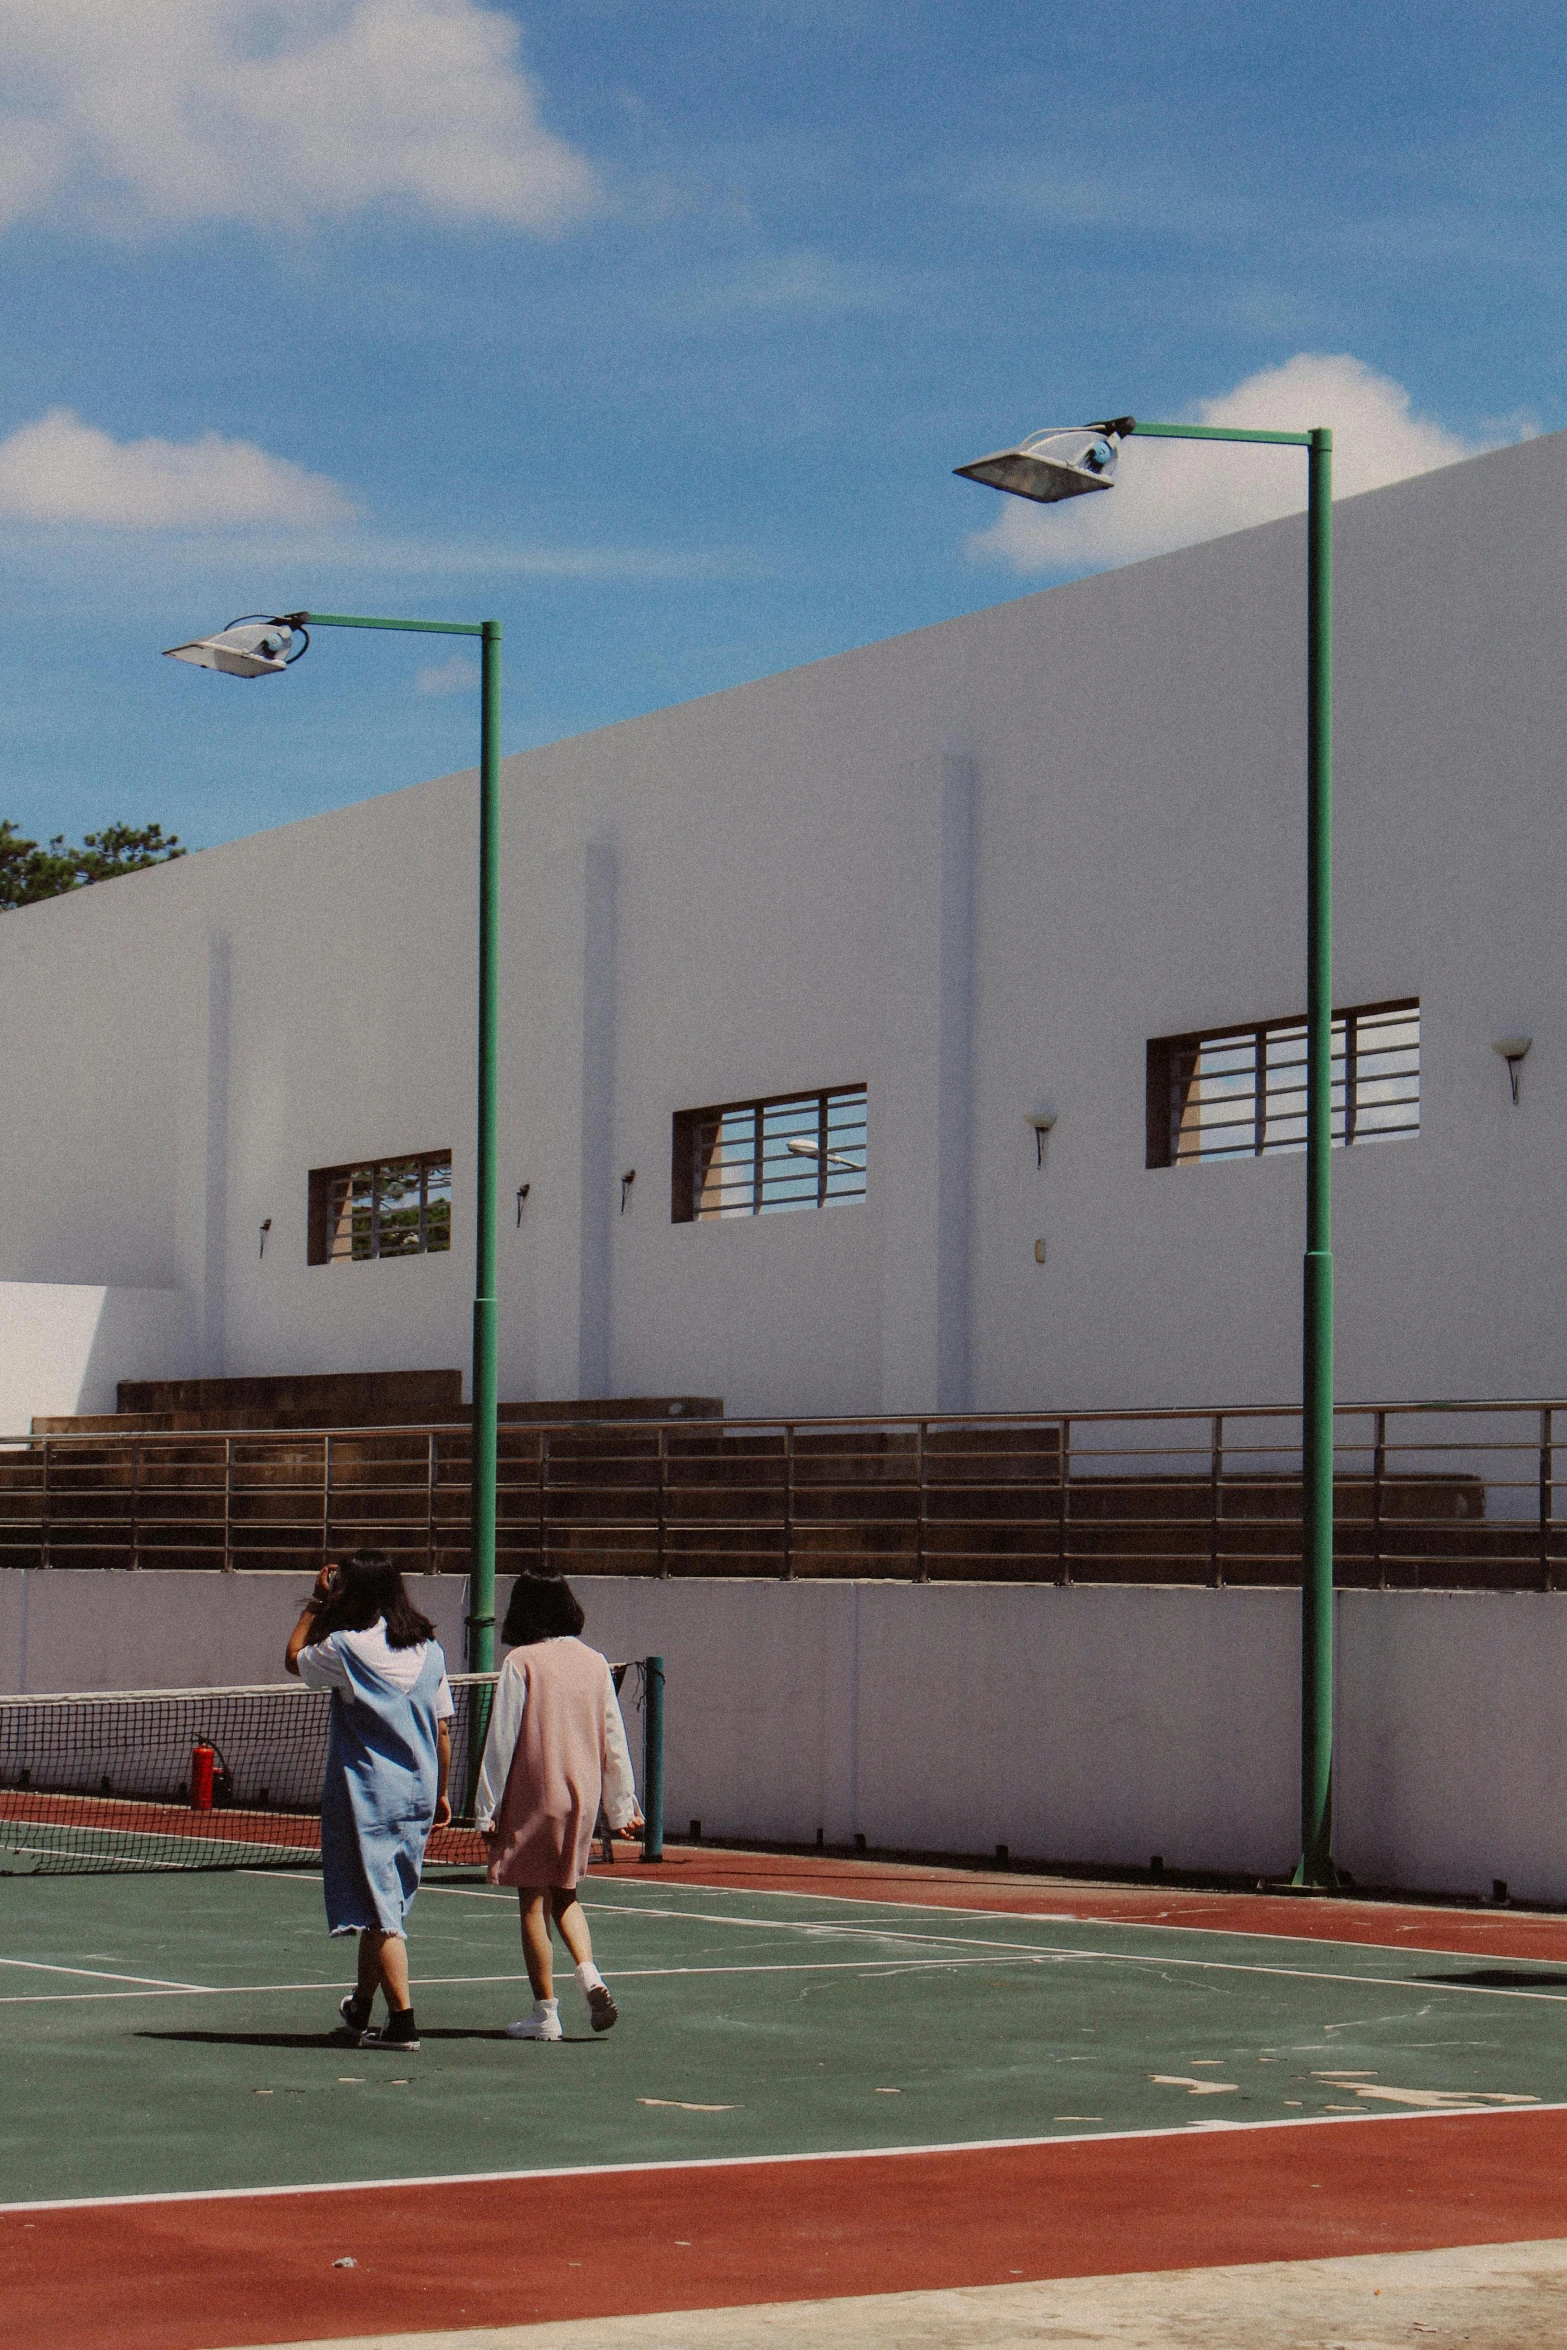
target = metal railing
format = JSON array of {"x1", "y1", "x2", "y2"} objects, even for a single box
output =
[{"x1": 0, "y1": 1397, "x2": 1561, "y2": 1588}]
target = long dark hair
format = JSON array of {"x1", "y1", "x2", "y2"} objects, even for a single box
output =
[
  {"x1": 501, "y1": 1571, "x2": 586, "y2": 1647},
  {"x1": 309, "y1": 1550, "x2": 436, "y2": 1650}
]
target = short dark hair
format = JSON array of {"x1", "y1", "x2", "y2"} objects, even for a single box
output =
[
  {"x1": 501, "y1": 1571, "x2": 586, "y2": 1647},
  {"x1": 310, "y1": 1550, "x2": 437, "y2": 1651}
]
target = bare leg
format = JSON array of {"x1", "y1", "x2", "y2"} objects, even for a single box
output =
[
  {"x1": 554, "y1": 1887, "x2": 617, "y2": 2030},
  {"x1": 552, "y1": 1889, "x2": 593, "y2": 1968},
  {"x1": 519, "y1": 1890, "x2": 553, "y2": 1999},
  {"x1": 357, "y1": 1927, "x2": 411, "y2": 2012}
]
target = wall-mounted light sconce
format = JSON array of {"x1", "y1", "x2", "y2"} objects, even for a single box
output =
[
  {"x1": 1025, "y1": 1109, "x2": 1057, "y2": 1168},
  {"x1": 258, "y1": 1218, "x2": 272, "y2": 1260},
  {"x1": 1493, "y1": 1036, "x2": 1532, "y2": 1105},
  {"x1": 620, "y1": 1169, "x2": 637, "y2": 1213},
  {"x1": 515, "y1": 1183, "x2": 531, "y2": 1226}
]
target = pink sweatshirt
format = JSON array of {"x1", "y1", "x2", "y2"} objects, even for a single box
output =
[{"x1": 474, "y1": 1637, "x2": 637, "y2": 1889}]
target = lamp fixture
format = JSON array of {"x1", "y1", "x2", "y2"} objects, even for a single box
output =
[
  {"x1": 259, "y1": 1217, "x2": 272, "y2": 1259},
  {"x1": 515, "y1": 1183, "x2": 531, "y2": 1225},
  {"x1": 620, "y1": 1169, "x2": 636, "y2": 1213},
  {"x1": 1493, "y1": 1036, "x2": 1532, "y2": 1105},
  {"x1": 954, "y1": 421, "x2": 1134, "y2": 504},
  {"x1": 1025, "y1": 1109, "x2": 1057, "y2": 1167},
  {"x1": 163, "y1": 614, "x2": 311, "y2": 677}
]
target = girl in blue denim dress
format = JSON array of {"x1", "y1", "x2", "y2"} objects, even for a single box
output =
[{"x1": 286, "y1": 1550, "x2": 453, "y2": 2052}]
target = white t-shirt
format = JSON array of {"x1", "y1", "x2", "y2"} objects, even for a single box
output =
[{"x1": 298, "y1": 1617, "x2": 454, "y2": 1718}]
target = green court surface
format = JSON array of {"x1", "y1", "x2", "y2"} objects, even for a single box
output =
[{"x1": 3, "y1": 1867, "x2": 1566, "y2": 2206}]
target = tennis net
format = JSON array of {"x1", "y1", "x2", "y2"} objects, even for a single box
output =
[{"x1": 0, "y1": 1675, "x2": 499, "y2": 1875}]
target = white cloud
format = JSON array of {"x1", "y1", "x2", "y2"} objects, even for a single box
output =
[
  {"x1": 683, "y1": 250, "x2": 902, "y2": 318},
  {"x1": 0, "y1": 409, "x2": 358, "y2": 527},
  {"x1": 966, "y1": 355, "x2": 1502, "y2": 577},
  {"x1": 0, "y1": 0, "x2": 597, "y2": 232},
  {"x1": 338, "y1": 535, "x2": 764, "y2": 582},
  {"x1": 415, "y1": 652, "x2": 480, "y2": 694}
]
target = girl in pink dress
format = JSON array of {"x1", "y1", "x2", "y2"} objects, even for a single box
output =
[{"x1": 474, "y1": 1573, "x2": 642, "y2": 2040}]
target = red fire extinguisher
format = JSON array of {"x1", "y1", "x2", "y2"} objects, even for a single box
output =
[{"x1": 190, "y1": 1743, "x2": 217, "y2": 1813}]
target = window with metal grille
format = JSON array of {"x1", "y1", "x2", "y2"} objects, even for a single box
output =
[
  {"x1": 671, "y1": 1086, "x2": 867, "y2": 1222},
  {"x1": 307, "y1": 1151, "x2": 453, "y2": 1263},
  {"x1": 1146, "y1": 1000, "x2": 1420, "y2": 1169}
]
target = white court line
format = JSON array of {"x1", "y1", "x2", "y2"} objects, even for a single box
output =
[
  {"x1": 569, "y1": 1869, "x2": 1567, "y2": 1971},
  {"x1": 6, "y1": 2097, "x2": 1565, "y2": 2217},
  {"x1": 238, "y1": 1877, "x2": 1567, "y2": 2006},
  {"x1": 0, "y1": 1954, "x2": 1039, "y2": 2007},
  {"x1": 0, "y1": 1955, "x2": 210, "y2": 1991},
  {"x1": 569, "y1": 1901, "x2": 1567, "y2": 2006},
  {"x1": 257, "y1": 1863, "x2": 1567, "y2": 1983}
]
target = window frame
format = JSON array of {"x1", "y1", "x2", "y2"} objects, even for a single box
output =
[
  {"x1": 1146, "y1": 999, "x2": 1420, "y2": 1170},
  {"x1": 671, "y1": 1084, "x2": 868, "y2": 1224},
  {"x1": 307, "y1": 1149, "x2": 454, "y2": 1265}
]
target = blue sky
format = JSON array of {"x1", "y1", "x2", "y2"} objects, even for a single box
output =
[{"x1": 0, "y1": 0, "x2": 1561, "y2": 850}]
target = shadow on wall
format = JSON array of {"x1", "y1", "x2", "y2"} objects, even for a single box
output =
[{"x1": 0, "y1": 1282, "x2": 194, "y2": 1436}]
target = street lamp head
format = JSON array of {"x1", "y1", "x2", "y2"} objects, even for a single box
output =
[
  {"x1": 954, "y1": 421, "x2": 1133, "y2": 504},
  {"x1": 162, "y1": 614, "x2": 310, "y2": 678}
]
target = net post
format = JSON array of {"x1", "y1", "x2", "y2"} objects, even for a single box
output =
[{"x1": 643, "y1": 1654, "x2": 664, "y2": 1862}]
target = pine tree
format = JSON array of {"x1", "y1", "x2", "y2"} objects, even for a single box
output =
[{"x1": 0, "y1": 821, "x2": 185, "y2": 912}]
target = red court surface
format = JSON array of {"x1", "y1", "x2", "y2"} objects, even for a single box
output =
[
  {"x1": 6, "y1": 1846, "x2": 1565, "y2": 2350},
  {"x1": 6, "y1": 2109, "x2": 1567, "y2": 2350}
]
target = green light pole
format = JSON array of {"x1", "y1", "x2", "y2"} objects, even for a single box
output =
[
  {"x1": 164, "y1": 608, "x2": 504, "y2": 1704},
  {"x1": 956, "y1": 415, "x2": 1337, "y2": 1886}
]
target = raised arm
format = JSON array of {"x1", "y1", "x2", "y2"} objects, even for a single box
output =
[
  {"x1": 473, "y1": 1661, "x2": 525, "y2": 1834},
  {"x1": 284, "y1": 1563, "x2": 336, "y2": 1676}
]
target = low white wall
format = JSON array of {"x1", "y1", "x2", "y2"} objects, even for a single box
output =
[
  {"x1": 1334, "y1": 1590, "x2": 1567, "y2": 1903},
  {"x1": 0, "y1": 1281, "x2": 194, "y2": 1435},
  {"x1": 580, "y1": 1579, "x2": 1302, "y2": 1880},
  {"x1": 4, "y1": 1573, "x2": 1564, "y2": 1906}
]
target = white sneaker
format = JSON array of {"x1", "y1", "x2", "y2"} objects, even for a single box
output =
[
  {"x1": 584, "y1": 1983, "x2": 618, "y2": 2033},
  {"x1": 506, "y1": 1999, "x2": 563, "y2": 2041}
]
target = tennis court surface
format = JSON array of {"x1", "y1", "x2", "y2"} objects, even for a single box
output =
[{"x1": 5, "y1": 1846, "x2": 1567, "y2": 2348}]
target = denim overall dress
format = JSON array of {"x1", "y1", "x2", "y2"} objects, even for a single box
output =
[{"x1": 320, "y1": 1637, "x2": 447, "y2": 1935}]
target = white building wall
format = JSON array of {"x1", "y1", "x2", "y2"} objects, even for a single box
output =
[
  {"x1": 0, "y1": 1284, "x2": 193, "y2": 1432},
  {"x1": 0, "y1": 430, "x2": 1563, "y2": 1420}
]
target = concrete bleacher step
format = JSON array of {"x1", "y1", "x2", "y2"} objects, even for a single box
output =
[{"x1": 32, "y1": 1370, "x2": 722, "y2": 1437}]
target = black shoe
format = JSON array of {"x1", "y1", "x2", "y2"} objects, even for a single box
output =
[
  {"x1": 360, "y1": 2008, "x2": 419, "y2": 2052},
  {"x1": 338, "y1": 1991, "x2": 372, "y2": 2035},
  {"x1": 586, "y1": 1984, "x2": 619, "y2": 2033}
]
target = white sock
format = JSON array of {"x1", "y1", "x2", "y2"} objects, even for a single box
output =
[
  {"x1": 535, "y1": 1996, "x2": 559, "y2": 2016},
  {"x1": 574, "y1": 1962, "x2": 605, "y2": 1995}
]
